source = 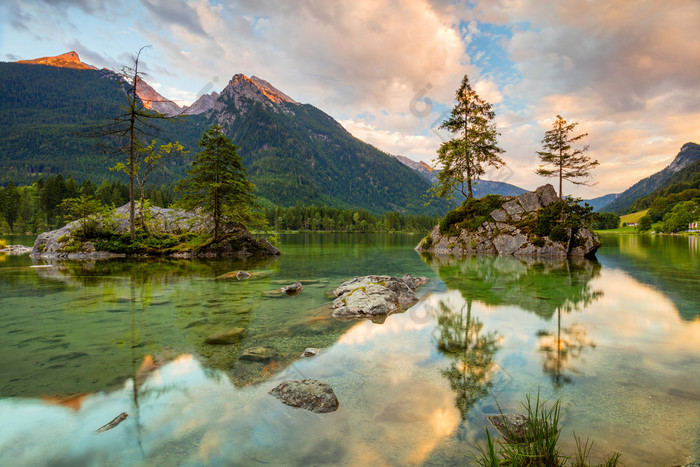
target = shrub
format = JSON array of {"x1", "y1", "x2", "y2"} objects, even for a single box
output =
[
  {"x1": 439, "y1": 195, "x2": 506, "y2": 236},
  {"x1": 549, "y1": 225, "x2": 570, "y2": 243}
]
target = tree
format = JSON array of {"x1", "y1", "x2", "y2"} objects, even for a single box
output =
[
  {"x1": 97, "y1": 46, "x2": 175, "y2": 240},
  {"x1": 536, "y1": 115, "x2": 598, "y2": 199},
  {"x1": 1, "y1": 181, "x2": 21, "y2": 232},
  {"x1": 112, "y1": 139, "x2": 186, "y2": 229},
  {"x1": 432, "y1": 75, "x2": 505, "y2": 199},
  {"x1": 176, "y1": 125, "x2": 256, "y2": 240}
]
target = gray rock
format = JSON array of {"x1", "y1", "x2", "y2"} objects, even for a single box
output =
[
  {"x1": 569, "y1": 227, "x2": 601, "y2": 257},
  {"x1": 490, "y1": 209, "x2": 507, "y2": 222},
  {"x1": 0, "y1": 245, "x2": 32, "y2": 254},
  {"x1": 493, "y1": 233, "x2": 528, "y2": 255},
  {"x1": 301, "y1": 348, "x2": 319, "y2": 358},
  {"x1": 281, "y1": 282, "x2": 304, "y2": 295},
  {"x1": 517, "y1": 191, "x2": 542, "y2": 212},
  {"x1": 239, "y1": 346, "x2": 275, "y2": 362},
  {"x1": 487, "y1": 413, "x2": 529, "y2": 443},
  {"x1": 535, "y1": 184, "x2": 558, "y2": 206},
  {"x1": 31, "y1": 203, "x2": 280, "y2": 260},
  {"x1": 331, "y1": 274, "x2": 428, "y2": 318},
  {"x1": 502, "y1": 200, "x2": 525, "y2": 219},
  {"x1": 495, "y1": 222, "x2": 516, "y2": 233},
  {"x1": 269, "y1": 379, "x2": 339, "y2": 413},
  {"x1": 205, "y1": 327, "x2": 247, "y2": 345}
]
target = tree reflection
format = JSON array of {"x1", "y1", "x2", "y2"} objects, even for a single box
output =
[
  {"x1": 434, "y1": 299, "x2": 500, "y2": 421},
  {"x1": 537, "y1": 308, "x2": 595, "y2": 390},
  {"x1": 422, "y1": 254, "x2": 602, "y2": 390}
]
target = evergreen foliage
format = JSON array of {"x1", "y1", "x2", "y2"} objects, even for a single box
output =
[
  {"x1": 176, "y1": 125, "x2": 257, "y2": 239},
  {"x1": 590, "y1": 212, "x2": 620, "y2": 230},
  {"x1": 536, "y1": 115, "x2": 598, "y2": 199},
  {"x1": 431, "y1": 75, "x2": 505, "y2": 200}
]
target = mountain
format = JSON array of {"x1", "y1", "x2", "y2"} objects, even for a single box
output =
[
  {"x1": 17, "y1": 51, "x2": 97, "y2": 70},
  {"x1": 0, "y1": 57, "x2": 445, "y2": 215},
  {"x1": 14, "y1": 51, "x2": 181, "y2": 117},
  {"x1": 584, "y1": 193, "x2": 620, "y2": 211},
  {"x1": 392, "y1": 154, "x2": 527, "y2": 198},
  {"x1": 600, "y1": 142, "x2": 700, "y2": 213},
  {"x1": 134, "y1": 77, "x2": 181, "y2": 116},
  {"x1": 185, "y1": 74, "x2": 443, "y2": 213}
]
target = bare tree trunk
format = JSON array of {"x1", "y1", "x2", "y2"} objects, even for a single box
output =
[{"x1": 128, "y1": 61, "x2": 139, "y2": 240}]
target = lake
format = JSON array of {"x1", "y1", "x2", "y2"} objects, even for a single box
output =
[{"x1": 0, "y1": 232, "x2": 698, "y2": 466}]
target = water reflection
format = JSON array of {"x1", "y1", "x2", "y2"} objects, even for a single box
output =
[
  {"x1": 536, "y1": 308, "x2": 595, "y2": 389},
  {"x1": 433, "y1": 300, "x2": 499, "y2": 420},
  {"x1": 420, "y1": 254, "x2": 603, "y2": 320}
]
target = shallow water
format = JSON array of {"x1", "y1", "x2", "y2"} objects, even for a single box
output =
[{"x1": 0, "y1": 232, "x2": 698, "y2": 466}]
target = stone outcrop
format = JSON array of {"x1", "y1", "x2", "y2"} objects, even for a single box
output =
[
  {"x1": 0, "y1": 245, "x2": 32, "y2": 254},
  {"x1": 331, "y1": 274, "x2": 428, "y2": 319},
  {"x1": 31, "y1": 203, "x2": 280, "y2": 260},
  {"x1": 269, "y1": 379, "x2": 339, "y2": 413},
  {"x1": 416, "y1": 184, "x2": 600, "y2": 258}
]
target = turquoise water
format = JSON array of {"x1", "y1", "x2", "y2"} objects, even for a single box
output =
[{"x1": 0, "y1": 232, "x2": 698, "y2": 465}]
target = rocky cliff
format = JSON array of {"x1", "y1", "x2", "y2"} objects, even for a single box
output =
[{"x1": 416, "y1": 184, "x2": 600, "y2": 258}]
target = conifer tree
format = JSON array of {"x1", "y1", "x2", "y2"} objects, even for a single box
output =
[
  {"x1": 176, "y1": 125, "x2": 256, "y2": 240},
  {"x1": 432, "y1": 75, "x2": 505, "y2": 200},
  {"x1": 536, "y1": 115, "x2": 598, "y2": 199}
]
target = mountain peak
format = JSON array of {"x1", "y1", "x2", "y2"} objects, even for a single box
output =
[
  {"x1": 226, "y1": 73, "x2": 297, "y2": 105},
  {"x1": 16, "y1": 51, "x2": 97, "y2": 70}
]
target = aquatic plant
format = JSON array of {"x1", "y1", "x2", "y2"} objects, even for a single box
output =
[{"x1": 473, "y1": 392, "x2": 622, "y2": 466}]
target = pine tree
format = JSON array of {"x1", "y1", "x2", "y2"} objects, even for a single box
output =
[
  {"x1": 176, "y1": 125, "x2": 256, "y2": 240},
  {"x1": 536, "y1": 115, "x2": 598, "y2": 199},
  {"x1": 432, "y1": 75, "x2": 505, "y2": 200}
]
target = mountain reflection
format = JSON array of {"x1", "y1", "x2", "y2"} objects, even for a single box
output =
[{"x1": 432, "y1": 299, "x2": 499, "y2": 421}]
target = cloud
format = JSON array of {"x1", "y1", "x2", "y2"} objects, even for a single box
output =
[{"x1": 140, "y1": 0, "x2": 207, "y2": 36}]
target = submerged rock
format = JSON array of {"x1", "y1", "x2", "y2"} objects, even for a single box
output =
[
  {"x1": 205, "y1": 327, "x2": 247, "y2": 345},
  {"x1": 487, "y1": 413, "x2": 529, "y2": 443},
  {"x1": 269, "y1": 379, "x2": 339, "y2": 413},
  {"x1": 281, "y1": 282, "x2": 304, "y2": 296},
  {"x1": 217, "y1": 271, "x2": 252, "y2": 280},
  {"x1": 239, "y1": 346, "x2": 275, "y2": 362},
  {"x1": 331, "y1": 274, "x2": 428, "y2": 319},
  {"x1": 416, "y1": 184, "x2": 600, "y2": 258}
]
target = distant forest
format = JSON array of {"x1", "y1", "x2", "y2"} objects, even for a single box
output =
[{"x1": 0, "y1": 176, "x2": 438, "y2": 235}]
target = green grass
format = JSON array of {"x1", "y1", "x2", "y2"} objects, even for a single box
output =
[
  {"x1": 473, "y1": 392, "x2": 623, "y2": 467},
  {"x1": 594, "y1": 226, "x2": 637, "y2": 234},
  {"x1": 619, "y1": 209, "x2": 648, "y2": 227}
]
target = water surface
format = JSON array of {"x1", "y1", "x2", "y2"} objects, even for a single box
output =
[{"x1": 0, "y1": 232, "x2": 698, "y2": 465}]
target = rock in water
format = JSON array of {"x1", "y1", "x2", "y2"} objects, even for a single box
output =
[
  {"x1": 205, "y1": 327, "x2": 247, "y2": 344},
  {"x1": 331, "y1": 274, "x2": 428, "y2": 319},
  {"x1": 487, "y1": 414, "x2": 528, "y2": 443},
  {"x1": 239, "y1": 346, "x2": 275, "y2": 362},
  {"x1": 301, "y1": 348, "x2": 319, "y2": 358},
  {"x1": 416, "y1": 184, "x2": 601, "y2": 258},
  {"x1": 281, "y1": 282, "x2": 303, "y2": 296},
  {"x1": 269, "y1": 380, "x2": 339, "y2": 413}
]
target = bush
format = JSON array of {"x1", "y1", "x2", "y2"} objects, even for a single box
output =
[
  {"x1": 549, "y1": 225, "x2": 570, "y2": 243},
  {"x1": 439, "y1": 195, "x2": 505, "y2": 236}
]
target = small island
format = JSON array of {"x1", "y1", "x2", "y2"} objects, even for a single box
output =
[
  {"x1": 416, "y1": 184, "x2": 600, "y2": 258},
  {"x1": 31, "y1": 203, "x2": 279, "y2": 260}
]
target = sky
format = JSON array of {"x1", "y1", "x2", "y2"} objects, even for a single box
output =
[{"x1": 1, "y1": 0, "x2": 699, "y2": 198}]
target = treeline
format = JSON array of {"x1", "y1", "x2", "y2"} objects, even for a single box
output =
[
  {"x1": 0, "y1": 175, "x2": 174, "y2": 234},
  {"x1": 263, "y1": 205, "x2": 439, "y2": 232}
]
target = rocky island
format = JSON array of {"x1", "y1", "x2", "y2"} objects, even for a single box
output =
[
  {"x1": 31, "y1": 203, "x2": 279, "y2": 260},
  {"x1": 416, "y1": 184, "x2": 600, "y2": 258}
]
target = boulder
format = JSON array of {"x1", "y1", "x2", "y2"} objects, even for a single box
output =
[
  {"x1": 535, "y1": 184, "x2": 558, "y2": 206},
  {"x1": 281, "y1": 282, "x2": 304, "y2": 296},
  {"x1": 517, "y1": 191, "x2": 542, "y2": 212},
  {"x1": 490, "y1": 209, "x2": 507, "y2": 222},
  {"x1": 331, "y1": 274, "x2": 428, "y2": 319},
  {"x1": 269, "y1": 379, "x2": 339, "y2": 413},
  {"x1": 493, "y1": 233, "x2": 528, "y2": 255},
  {"x1": 502, "y1": 200, "x2": 525, "y2": 220},
  {"x1": 205, "y1": 327, "x2": 247, "y2": 345}
]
